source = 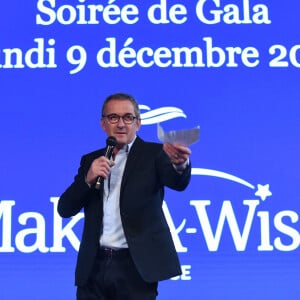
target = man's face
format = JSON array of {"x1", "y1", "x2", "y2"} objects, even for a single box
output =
[{"x1": 101, "y1": 99, "x2": 141, "y2": 147}]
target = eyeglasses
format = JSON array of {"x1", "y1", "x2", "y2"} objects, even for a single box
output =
[{"x1": 102, "y1": 113, "x2": 138, "y2": 124}]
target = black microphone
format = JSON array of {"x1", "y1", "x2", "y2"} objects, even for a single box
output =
[{"x1": 95, "y1": 136, "x2": 117, "y2": 190}]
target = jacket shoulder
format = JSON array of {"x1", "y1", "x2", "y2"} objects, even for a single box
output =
[
  {"x1": 135, "y1": 136, "x2": 162, "y2": 151},
  {"x1": 82, "y1": 148, "x2": 104, "y2": 160},
  {"x1": 79, "y1": 149, "x2": 105, "y2": 167}
]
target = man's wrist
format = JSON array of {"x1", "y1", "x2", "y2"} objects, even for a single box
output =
[{"x1": 173, "y1": 158, "x2": 190, "y2": 172}]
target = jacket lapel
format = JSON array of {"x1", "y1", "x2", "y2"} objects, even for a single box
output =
[{"x1": 121, "y1": 137, "x2": 144, "y2": 193}]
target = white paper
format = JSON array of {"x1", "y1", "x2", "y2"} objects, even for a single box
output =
[{"x1": 157, "y1": 123, "x2": 200, "y2": 146}]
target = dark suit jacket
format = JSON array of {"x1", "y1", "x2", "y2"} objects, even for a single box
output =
[{"x1": 58, "y1": 136, "x2": 191, "y2": 287}]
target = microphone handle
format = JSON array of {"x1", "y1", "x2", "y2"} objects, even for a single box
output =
[{"x1": 94, "y1": 145, "x2": 114, "y2": 190}]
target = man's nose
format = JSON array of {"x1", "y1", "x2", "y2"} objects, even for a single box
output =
[{"x1": 117, "y1": 117, "x2": 125, "y2": 126}]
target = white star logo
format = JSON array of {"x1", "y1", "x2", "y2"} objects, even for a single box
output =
[
  {"x1": 192, "y1": 169, "x2": 273, "y2": 202},
  {"x1": 255, "y1": 184, "x2": 272, "y2": 201}
]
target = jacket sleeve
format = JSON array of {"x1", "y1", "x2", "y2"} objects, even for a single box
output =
[
  {"x1": 156, "y1": 147, "x2": 192, "y2": 191},
  {"x1": 57, "y1": 155, "x2": 98, "y2": 218}
]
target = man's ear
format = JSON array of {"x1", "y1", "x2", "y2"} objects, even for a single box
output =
[{"x1": 136, "y1": 118, "x2": 142, "y2": 131}]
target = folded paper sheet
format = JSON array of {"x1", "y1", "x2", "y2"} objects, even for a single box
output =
[{"x1": 157, "y1": 123, "x2": 200, "y2": 146}]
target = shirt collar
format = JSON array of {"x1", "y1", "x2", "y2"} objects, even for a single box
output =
[
  {"x1": 117, "y1": 135, "x2": 136, "y2": 154},
  {"x1": 127, "y1": 135, "x2": 136, "y2": 152}
]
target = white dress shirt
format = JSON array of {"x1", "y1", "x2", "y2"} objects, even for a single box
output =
[{"x1": 100, "y1": 141, "x2": 133, "y2": 249}]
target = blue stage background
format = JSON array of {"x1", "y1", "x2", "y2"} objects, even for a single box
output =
[{"x1": 1, "y1": 1, "x2": 300, "y2": 299}]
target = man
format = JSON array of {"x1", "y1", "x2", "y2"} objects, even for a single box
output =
[{"x1": 58, "y1": 93, "x2": 192, "y2": 299}]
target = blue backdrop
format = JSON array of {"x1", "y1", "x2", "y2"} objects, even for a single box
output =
[{"x1": 1, "y1": 1, "x2": 300, "y2": 299}]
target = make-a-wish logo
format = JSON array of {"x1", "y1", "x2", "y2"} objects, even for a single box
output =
[{"x1": 139, "y1": 104, "x2": 300, "y2": 253}]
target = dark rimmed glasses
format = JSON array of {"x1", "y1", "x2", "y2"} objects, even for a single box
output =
[{"x1": 102, "y1": 113, "x2": 138, "y2": 124}]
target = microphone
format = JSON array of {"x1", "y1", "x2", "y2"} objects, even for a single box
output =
[{"x1": 95, "y1": 136, "x2": 117, "y2": 190}]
